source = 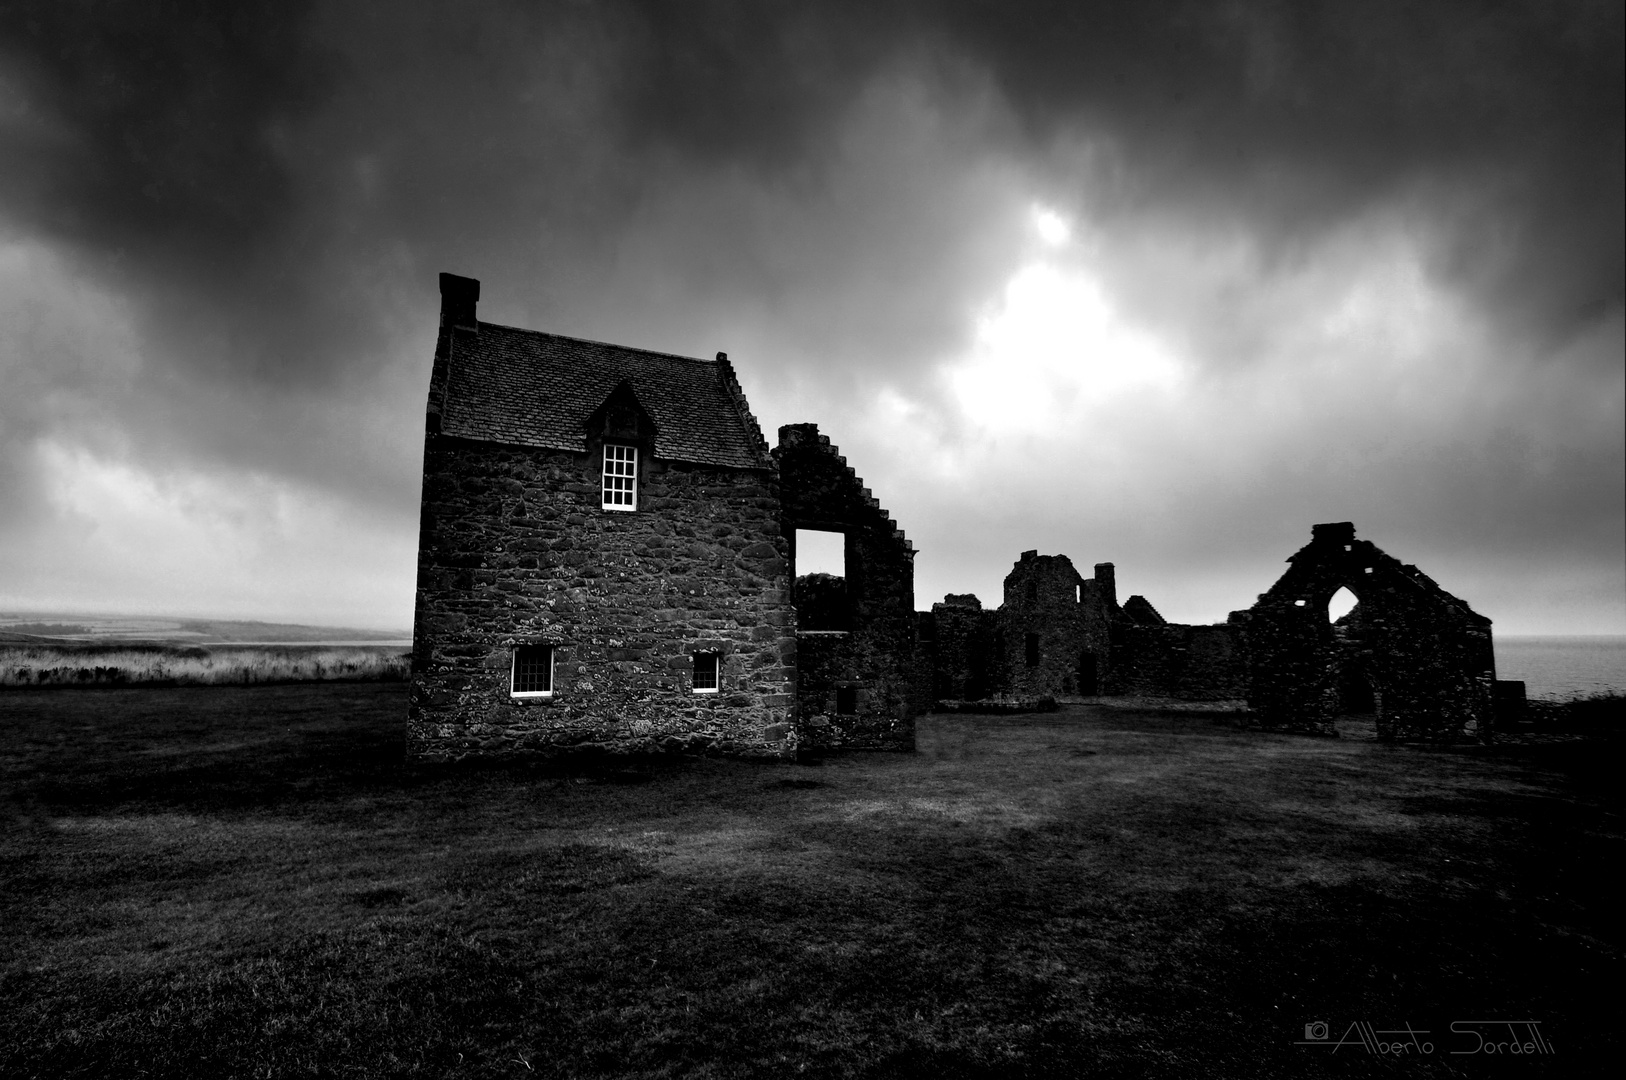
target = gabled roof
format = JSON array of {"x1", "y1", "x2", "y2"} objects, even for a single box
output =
[{"x1": 433, "y1": 323, "x2": 771, "y2": 469}]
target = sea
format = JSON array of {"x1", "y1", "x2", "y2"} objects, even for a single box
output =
[{"x1": 1495, "y1": 636, "x2": 1626, "y2": 701}]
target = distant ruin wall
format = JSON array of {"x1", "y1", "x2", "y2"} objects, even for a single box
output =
[
  {"x1": 1245, "y1": 522, "x2": 1494, "y2": 739},
  {"x1": 916, "y1": 524, "x2": 1492, "y2": 739},
  {"x1": 928, "y1": 596, "x2": 1007, "y2": 702},
  {"x1": 1103, "y1": 621, "x2": 1249, "y2": 701}
]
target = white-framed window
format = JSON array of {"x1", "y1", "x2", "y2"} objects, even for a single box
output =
[
  {"x1": 692, "y1": 652, "x2": 719, "y2": 693},
  {"x1": 602, "y1": 444, "x2": 638, "y2": 511},
  {"x1": 511, "y1": 645, "x2": 554, "y2": 698}
]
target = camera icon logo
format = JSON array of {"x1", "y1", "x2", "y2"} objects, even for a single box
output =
[{"x1": 1305, "y1": 1022, "x2": 1330, "y2": 1041}]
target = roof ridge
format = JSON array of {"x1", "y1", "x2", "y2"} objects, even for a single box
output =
[
  {"x1": 475, "y1": 322, "x2": 720, "y2": 367},
  {"x1": 714, "y1": 355, "x2": 771, "y2": 464}
]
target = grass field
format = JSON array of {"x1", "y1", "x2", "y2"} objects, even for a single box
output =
[{"x1": 2, "y1": 685, "x2": 1619, "y2": 1077}]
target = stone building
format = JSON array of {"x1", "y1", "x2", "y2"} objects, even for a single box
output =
[
  {"x1": 1244, "y1": 522, "x2": 1496, "y2": 738},
  {"x1": 1000, "y1": 552, "x2": 1117, "y2": 697},
  {"x1": 920, "y1": 554, "x2": 1119, "y2": 703},
  {"x1": 409, "y1": 274, "x2": 916, "y2": 762}
]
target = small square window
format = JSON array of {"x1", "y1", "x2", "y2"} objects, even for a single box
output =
[
  {"x1": 836, "y1": 685, "x2": 857, "y2": 715},
  {"x1": 693, "y1": 653, "x2": 719, "y2": 693},
  {"x1": 602, "y1": 444, "x2": 638, "y2": 511},
  {"x1": 511, "y1": 645, "x2": 554, "y2": 697}
]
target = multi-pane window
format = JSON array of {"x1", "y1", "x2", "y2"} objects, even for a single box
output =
[
  {"x1": 692, "y1": 653, "x2": 719, "y2": 693},
  {"x1": 511, "y1": 645, "x2": 554, "y2": 697},
  {"x1": 602, "y1": 444, "x2": 638, "y2": 511}
]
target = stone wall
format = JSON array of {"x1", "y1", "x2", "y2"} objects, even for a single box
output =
[
  {"x1": 794, "y1": 573, "x2": 848, "y2": 631},
  {"x1": 1245, "y1": 522, "x2": 1495, "y2": 739},
  {"x1": 408, "y1": 436, "x2": 796, "y2": 761},
  {"x1": 776, "y1": 424, "x2": 917, "y2": 752},
  {"x1": 926, "y1": 594, "x2": 1007, "y2": 702},
  {"x1": 1104, "y1": 619, "x2": 1249, "y2": 700}
]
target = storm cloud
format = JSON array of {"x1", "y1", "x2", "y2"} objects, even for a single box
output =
[{"x1": 0, "y1": 0, "x2": 1620, "y2": 630}]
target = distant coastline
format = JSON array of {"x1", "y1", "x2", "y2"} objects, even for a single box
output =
[
  {"x1": 1496, "y1": 635, "x2": 1626, "y2": 701},
  {"x1": 0, "y1": 612, "x2": 411, "y2": 647},
  {"x1": 6, "y1": 615, "x2": 1621, "y2": 702}
]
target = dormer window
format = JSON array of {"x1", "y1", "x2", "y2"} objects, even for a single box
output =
[{"x1": 602, "y1": 444, "x2": 638, "y2": 511}]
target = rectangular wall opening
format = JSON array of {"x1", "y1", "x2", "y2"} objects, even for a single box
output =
[
  {"x1": 794, "y1": 529, "x2": 845, "y2": 577},
  {"x1": 795, "y1": 528, "x2": 849, "y2": 631}
]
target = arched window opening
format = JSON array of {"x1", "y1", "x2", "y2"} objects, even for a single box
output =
[{"x1": 1327, "y1": 586, "x2": 1359, "y2": 624}]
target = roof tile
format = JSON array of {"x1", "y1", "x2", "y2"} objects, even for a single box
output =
[{"x1": 437, "y1": 323, "x2": 769, "y2": 469}]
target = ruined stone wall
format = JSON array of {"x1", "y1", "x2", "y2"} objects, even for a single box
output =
[
  {"x1": 1246, "y1": 522, "x2": 1494, "y2": 739},
  {"x1": 776, "y1": 424, "x2": 916, "y2": 752},
  {"x1": 794, "y1": 573, "x2": 848, "y2": 631},
  {"x1": 927, "y1": 595, "x2": 1006, "y2": 702},
  {"x1": 1002, "y1": 552, "x2": 1085, "y2": 697},
  {"x1": 1104, "y1": 620, "x2": 1249, "y2": 700},
  {"x1": 1079, "y1": 563, "x2": 1119, "y2": 691},
  {"x1": 408, "y1": 436, "x2": 796, "y2": 761},
  {"x1": 910, "y1": 612, "x2": 939, "y2": 715},
  {"x1": 998, "y1": 554, "x2": 1116, "y2": 698}
]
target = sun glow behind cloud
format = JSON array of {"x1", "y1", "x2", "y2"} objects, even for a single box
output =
[
  {"x1": 1030, "y1": 204, "x2": 1072, "y2": 246},
  {"x1": 951, "y1": 263, "x2": 1184, "y2": 427},
  {"x1": 844, "y1": 200, "x2": 1622, "y2": 632},
  {"x1": 948, "y1": 236, "x2": 1184, "y2": 433}
]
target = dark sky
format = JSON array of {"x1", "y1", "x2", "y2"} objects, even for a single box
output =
[{"x1": 0, "y1": 0, "x2": 1621, "y2": 631}]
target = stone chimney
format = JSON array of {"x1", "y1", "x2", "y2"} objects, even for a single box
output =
[
  {"x1": 1311, "y1": 521, "x2": 1356, "y2": 545},
  {"x1": 439, "y1": 273, "x2": 480, "y2": 332},
  {"x1": 1094, "y1": 562, "x2": 1117, "y2": 609}
]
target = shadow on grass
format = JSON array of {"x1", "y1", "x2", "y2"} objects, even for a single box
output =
[
  {"x1": 3, "y1": 690, "x2": 1621, "y2": 1077},
  {"x1": 3, "y1": 684, "x2": 407, "y2": 814}
]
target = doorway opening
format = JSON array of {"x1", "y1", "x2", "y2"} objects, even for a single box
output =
[{"x1": 1077, "y1": 652, "x2": 1099, "y2": 696}]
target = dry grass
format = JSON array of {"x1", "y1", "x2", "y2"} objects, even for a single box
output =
[
  {"x1": 1, "y1": 686, "x2": 1619, "y2": 1077},
  {"x1": 0, "y1": 644, "x2": 409, "y2": 688}
]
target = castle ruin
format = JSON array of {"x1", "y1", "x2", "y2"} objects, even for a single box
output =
[{"x1": 409, "y1": 274, "x2": 1503, "y2": 757}]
